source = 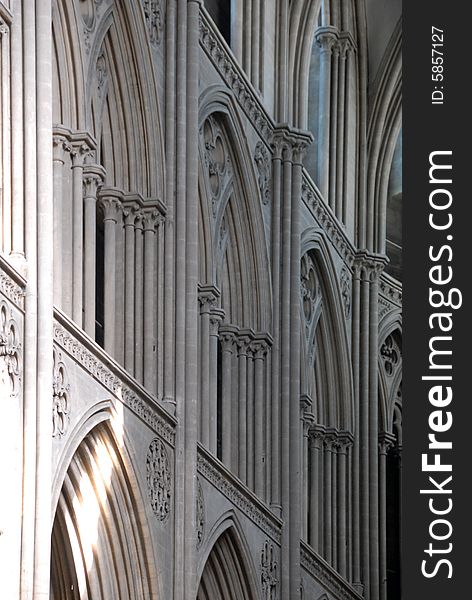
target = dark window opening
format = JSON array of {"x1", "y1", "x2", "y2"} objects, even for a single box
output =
[
  {"x1": 205, "y1": 0, "x2": 231, "y2": 46},
  {"x1": 95, "y1": 208, "x2": 105, "y2": 347},
  {"x1": 386, "y1": 445, "x2": 401, "y2": 599},
  {"x1": 216, "y1": 338, "x2": 223, "y2": 460}
]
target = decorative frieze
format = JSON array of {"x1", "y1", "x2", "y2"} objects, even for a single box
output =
[
  {"x1": 302, "y1": 177, "x2": 355, "y2": 267},
  {"x1": 0, "y1": 300, "x2": 21, "y2": 397},
  {"x1": 261, "y1": 540, "x2": 278, "y2": 600},
  {"x1": 197, "y1": 449, "x2": 282, "y2": 544},
  {"x1": 0, "y1": 257, "x2": 25, "y2": 310},
  {"x1": 146, "y1": 437, "x2": 172, "y2": 521},
  {"x1": 199, "y1": 12, "x2": 273, "y2": 141},
  {"x1": 53, "y1": 318, "x2": 176, "y2": 445},
  {"x1": 301, "y1": 542, "x2": 363, "y2": 600}
]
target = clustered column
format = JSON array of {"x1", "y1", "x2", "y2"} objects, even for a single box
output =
[
  {"x1": 307, "y1": 426, "x2": 354, "y2": 574},
  {"x1": 351, "y1": 252, "x2": 387, "y2": 599}
]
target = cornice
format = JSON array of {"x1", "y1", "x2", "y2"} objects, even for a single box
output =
[
  {"x1": 197, "y1": 445, "x2": 283, "y2": 545},
  {"x1": 0, "y1": 255, "x2": 26, "y2": 310},
  {"x1": 301, "y1": 542, "x2": 364, "y2": 600},
  {"x1": 53, "y1": 309, "x2": 176, "y2": 446}
]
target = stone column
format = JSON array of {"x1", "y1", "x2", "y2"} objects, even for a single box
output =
[
  {"x1": 100, "y1": 192, "x2": 122, "y2": 356},
  {"x1": 338, "y1": 432, "x2": 354, "y2": 579},
  {"x1": 70, "y1": 140, "x2": 92, "y2": 326},
  {"x1": 324, "y1": 431, "x2": 335, "y2": 564},
  {"x1": 198, "y1": 286, "x2": 218, "y2": 449},
  {"x1": 309, "y1": 426, "x2": 325, "y2": 553},
  {"x1": 315, "y1": 28, "x2": 337, "y2": 201},
  {"x1": 134, "y1": 210, "x2": 145, "y2": 382},
  {"x1": 329, "y1": 42, "x2": 339, "y2": 211},
  {"x1": 379, "y1": 432, "x2": 395, "y2": 600},
  {"x1": 209, "y1": 307, "x2": 224, "y2": 455},
  {"x1": 143, "y1": 209, "x2": 160, "y2": 394},
  {"x1": 301, "y1": 396, "x2": 314, "y2": 541},
  {"x1": 52, "y1": 134, "x2": 71, "y2": 310},
  {"x1": 246, "y1": 341, "x2": 255, "y2": 490},
  {"x1": 122, "y1": 200, "x2": 138, "y2": 374},
  {"x1": 236, "y1": 331, "x2": 251, "y2": 484},
  {"x1": 219, "y1": 325, "x2": 237, "y2": 468},
  {"x1": 270, "y1": 141, "x2": 282, "y2": 514},
  {"x1": 252, "y1": 336, "x2": 268, "y2": 499},
  {"x1": 83, "y1": 165, "x2": 105, "y2": 337}
]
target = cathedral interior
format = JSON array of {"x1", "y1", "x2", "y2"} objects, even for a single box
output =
[{"x1": 0, "y1": 0, "x2": 402, "y2": 598}]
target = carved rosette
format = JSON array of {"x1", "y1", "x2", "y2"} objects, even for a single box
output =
[
  {"x1": 52, "y1": 348, "x2": 71, "y2": 437},
  {"x1": 340, "y1": 266, "x2": 351, "y2": 318},
  {"x1": 146, "y1": 438, "x2": 172, "y2": 521},
  {"x1": 300, "y1": 253, "x2": 320, "y2": 325},
  {"x1": 142, "y1": 0, "x2": 164, "y2": 46},
  {"x1": 196, "y1": 477, "x2": 205, "y2": 549},
  {"x1": 380, "y1": 334, "x2": 400, "y2": 376},
  {"x1": 0, "y1": 301, "x2": 21, "y2": 397},
  {"x1": 201, "y1": 116, "x2": 232, "y2": 217},
  {"x1": 261, "y1": 540, "x2": 278, "y2": 600},
  {"x1": 254, "y1": 141, "x2": 271, "y2": 205}
]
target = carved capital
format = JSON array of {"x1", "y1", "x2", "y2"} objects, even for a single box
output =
[
  {"x1": 379, "y1": 432, "x2": 397, "y2": 455},
  {"x1": 52, "y1": 135, "x2": 72, "y2": 163},
  {"x1": 209, "y1": 308, "x2": 225, "y2": 336},
  {"x1": 99, "y1": 192, "x2": 122, "y2": 223},
  {"x1": 353, "y1": 251, "x2": 388, "y2": 282},
  {"x1": 236, "y1": 329, "x2": 253, "y2": 356},
  {"x1": 309, "y1": 424, "x2": 326, "y2": 449},
  {"x1": 219, "y1": 325, "x2": 238, "y2": 352},
  {"x1": 315, "y1": 27, "x2": 338, "y2": 54},
  {"x1": 198, "y1": 284, "x2": 220, "y2": 315}
]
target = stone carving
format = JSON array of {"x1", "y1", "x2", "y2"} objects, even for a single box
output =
[
  {"x1": 302, "y1": 178, "x2": 355, "y2": 268},
  {"x1": 0, "y1": 301, "x2": 21, "y2": 397},
  {"x1": 53, "y1": 321, "x2": 176, "y2": 445},
  {"x1": 0, "y1": 18, "x2": 9, "y2": 36},
  {"x1": 202, "y1": 116, "x2": 232, "y2": 217},
  {"x1": 254, "y1": 141, "x2": 271, "y2": 205},
  {"x1": 380, "y1": 334, "x2": 400, "y2": 376},
  {"x1": 301, "y1": 543, "x2": 360, "y2": 600},
  {"x1": 0, "y1": 257, "x2": 25, "y2": 309},
  {"x1": 80, "y1": 0, "x2": 106, "y2": 53},
  {"x1": 52, "y1": 348, "x2": 71, "y2": 437},
  {"x1": 96, "y1": 51, "x2": 107, "y2": 98},
  {"x1": 199, "y1": 14, "x2": 272, "y2": 142},
  {"x1": 300, "y1": 253, "x2": 320, "y2": 324},
  {"x1": 261, "y1": 540, "x2": 278, "y2": 600},
  {"x1": 197, "y1": 452, "x2": 282, "y2": 544},
  {"x1": 146, "y1": 438, "x2": 172, "y2": 521},
  {"x1": 196, "y1": 477, "x2": 205, "y2": 549},
  {"x1": 340, "y1": 266, "x2": 351, "y2": 318},
  {"x1": 142, "y1": 0, "x2": 164, "y2": 46}
]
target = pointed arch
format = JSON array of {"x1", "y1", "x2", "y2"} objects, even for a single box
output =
[
  {"x1": 366, "y1": 20, "x2": 402, "y2": 253},
  {"x1": 300, "y1": 229, "x2": 354, "y2": 432},
  {"x1": 198, "y1": 86, "x2": 272, "y2": 331},
  {"x1": 197, "y1": 513, "x2": 259, "y2": 600},
  {"x1": 52, "y1": 0, "x2": 87, "y2": 129},
  {"x1": 83, "y1": 2, "x2": 165, "y2": 198},
  {"x1": 378, "y1": 309, "x2": 402, "y2": 432},
  {"x1": 50, "y1": 420, "x2": 160, "y2": 600}
]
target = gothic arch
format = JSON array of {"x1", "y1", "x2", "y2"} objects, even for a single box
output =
[
  {"x1": 366, "y1": 20, "x2": 402, "y2": 253},
  {"x1": 378, "y1": 309, "x2": 402, "y2": 433},
  {"x1": 85, "y1": 3, "x2": 165, "y2": 198},
  {"x1": 300, "y1": 230, "x2": 354, "y2": 432},
  {"x1": 198, "y1": 87, "x2": 272, "y2": 331},
  {"x1": 197, "y1": 513, "x2": 259, "y2": 600},
  {"x1": 50, "y1": 420, "x2": 160, "y2": 600},
  {"x1": 52, "y1": 0, "x2": 87, "y2": 128}
]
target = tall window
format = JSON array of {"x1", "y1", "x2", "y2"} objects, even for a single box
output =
[{"x1": 205, "y1": 0, "x2": 231, "y2": 46}]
